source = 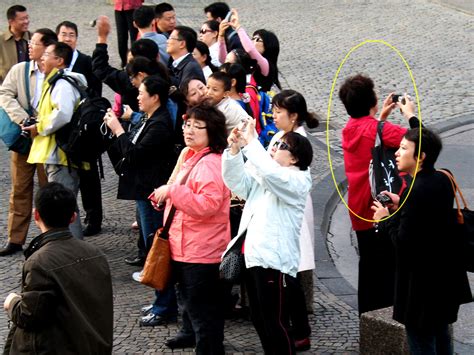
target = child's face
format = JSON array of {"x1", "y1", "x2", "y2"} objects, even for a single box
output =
[{"x1": 206, "y1": 77, "x2": 227, "y2": 106}]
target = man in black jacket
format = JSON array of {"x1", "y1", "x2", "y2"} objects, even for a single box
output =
[
  {"x1": 3, "y1": 182, "x2": 113, "y2": 354},
  {"x1": 166, "y1": 25, "x2": 205, "y2": 87},
  {"x1": 56, "y1": 20, "x2": 104, "y2": 236}
]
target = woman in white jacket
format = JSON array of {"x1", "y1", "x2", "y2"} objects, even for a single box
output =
[
  {"x1": 222, "y1": 122, "x2": 313, "y2": 355},
  {"x1": 268, "y1": 90, "x2": 319, "y2": 351}
]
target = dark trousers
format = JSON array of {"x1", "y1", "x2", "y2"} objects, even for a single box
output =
[
  {"x1": 78, "y1": 160, "x2": 102, "y2": 228},
  {"x1": 173, "y1": 261, "x2": 225, "y2": 355},
  {"x1": 288, "y1": 272, "x2": 311, "y2": 340},
  {"x1": 114, "y1": 9, "x2": 138, "y2": 67},
  {"x1": 405, "y1": 324, "x2": 453, "y2": 355},
  {"x1": 245, "y1": 267, "x2": 295, "y2": 355},
  {"x1": 356, "y1": 228, "x2": 395, "y2": 315}
]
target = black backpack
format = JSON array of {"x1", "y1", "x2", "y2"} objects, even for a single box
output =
[
  {"x1": 50, "y1": 71, "x2": 113, "y2": 173},
  {"x1": 369, "y1": 121, "x2": 403, "y2": 199}
]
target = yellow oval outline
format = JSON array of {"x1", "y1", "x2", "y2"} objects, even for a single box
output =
[{"x1": 326, "y1": 39, "x2": 423, "y2": 223}]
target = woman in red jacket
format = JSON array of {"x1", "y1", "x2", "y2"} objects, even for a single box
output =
[{"x1": 339, "y1": 74, "x2": 419, "y2": 315}]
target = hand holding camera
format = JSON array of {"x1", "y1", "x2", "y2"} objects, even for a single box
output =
[{"x1": 20, "y1": 117, "x2": 37, "y2": 138}]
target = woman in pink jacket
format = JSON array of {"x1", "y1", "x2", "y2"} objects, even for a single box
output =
[{"x1": 153, "y1": 104, "x2": 230, "y2": 354}]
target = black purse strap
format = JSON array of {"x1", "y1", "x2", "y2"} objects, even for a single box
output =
[{"x1": 160, "y1": 151, "x2": 211, "y2": 239}]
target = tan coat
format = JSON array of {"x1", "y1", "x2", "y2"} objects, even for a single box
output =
[
  {"x1": 0, "y1": 29, "x2": 31, "y2": 83},
  {"x1": 0, "y1": 60, "x2": 37, "y2": 124}
]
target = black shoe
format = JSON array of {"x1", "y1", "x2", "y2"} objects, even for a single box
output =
[
  {"x1": 124, "y1": 255, "x2": 145, "y2": 266},
  {"x1": 0, "y1": 243, "x2": 23, "y2": 256},
  {"x1": 83, "y1": 225, "x2": 101, "y2": 237},
  {"x1": 165, "y1": 335, "x2": 196, "y2": 349},
  {"x1": 139, "y1": 313, "x2": 177, "y2": 327}
]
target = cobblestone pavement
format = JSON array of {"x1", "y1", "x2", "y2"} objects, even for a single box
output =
[{"x1": 1, "y1": 0, "x2": 472, "y2": 353}]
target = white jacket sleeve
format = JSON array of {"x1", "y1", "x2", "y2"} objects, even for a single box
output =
[
  {"x1": 39, "y1": 79, "x2": 80, "y2": 136},
  {"x1": 242, "y1": 138, "x2": 312, "y2": 205},
  {"x1": 222, "y1": 148, "x2": 254, "y2": 200}
]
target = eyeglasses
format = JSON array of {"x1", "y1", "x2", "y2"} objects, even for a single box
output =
[
  {"x1": 168, "y1": 36, "x2": 183, "y2": 41},
  {"x1": 182, "y1": 122, "x2": 207, "y2": 131},
  {"x1": 199, "y1": 29, "x2": 213, "y2": 35},
  {"x1": 28, "y1": 40, "x2": 43, "y2": 47},
  {"x1": 41, "y1": 52, "x2": 58, "y2": 59},
  {"x1": 251, "y1": 36, "x2": 263, "y2": 43},
  {"x1": 275, "y1": 141, "x2": 291, "y2": 151}
]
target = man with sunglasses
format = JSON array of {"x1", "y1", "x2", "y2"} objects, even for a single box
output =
[{"x1": 0, "y1": 28, "x2": 57, "y2": 256}]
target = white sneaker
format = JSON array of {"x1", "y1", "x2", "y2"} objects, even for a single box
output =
[
  {"x1": 132, "y1": 270, "x2": 143, "y2": 282},
  {"x1": 141, "y1": 304, "x2": 153, "y2": 316}
]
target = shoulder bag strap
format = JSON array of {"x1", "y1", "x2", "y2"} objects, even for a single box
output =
[
  {"x1": 375, "y1": 120, "x2": 384, "y2": 147},
  {"x1": 438, "y1": 169, "x2": 469, "y2": 224},
  {"x1": 161, "y1": 151, "x2": 212, "y2": 237},
  {"x1": 24, "y1": 61, "x2": 33, "y2": 116}
]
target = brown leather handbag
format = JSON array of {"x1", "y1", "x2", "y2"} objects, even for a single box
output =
[{"x1": 140, "y1": 206, "x2": 177, "y2": 291}]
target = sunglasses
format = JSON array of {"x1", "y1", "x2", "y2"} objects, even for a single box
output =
[
  {"x1": 199, "y1": 29, "x2": 213, "y2": 35},
  {"x1": 275, "y1": 140, "x2": 291, "y2": 151},
  {"x1": 252, "y1": 36, "x2": 263, "y2": 43}
]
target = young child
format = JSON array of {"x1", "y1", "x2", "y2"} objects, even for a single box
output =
[{"x1": 206, "y1": 71, "x2": 252, "y2": 134}]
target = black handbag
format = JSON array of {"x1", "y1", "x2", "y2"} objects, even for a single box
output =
[
  {"x1": 220, "y1": 231, "x2": 246, "y2": 283},
  {"x1": 369, "y1": 121, "x2": 403, "y2": 199},
  {"x1": 439, "y1": 169, "x2": 474, "y2": 272}
]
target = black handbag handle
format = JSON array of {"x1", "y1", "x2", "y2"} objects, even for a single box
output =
[{"x1": 160, "y1": 151, "x2": 211, "y2": 239}]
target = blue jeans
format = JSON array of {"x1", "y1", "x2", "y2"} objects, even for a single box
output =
[
  {"x1": 135, "y1": 200, "x2": 162, "y2": 248},
  {"x1": 135, "y1": 200, "x2": 177, "y2": 316},
  {"x1": 405, "y1": 324, "x2": 453, "y2": 355}
]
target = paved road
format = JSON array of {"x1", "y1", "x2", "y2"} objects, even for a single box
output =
[{"x1": 0, "y1": 0, "x2": 472, "y2": 353}]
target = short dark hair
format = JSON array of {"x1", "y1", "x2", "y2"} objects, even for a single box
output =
[
  {"x1": 404, "y1": 128, "x2": 442, "y2": 170},
  {"x1": 272, "y1": 90, "x2": 319, "y2": 129},
  {"x1": 7, "y1": 5, "x2": 27, "y2": 20},
  {"x1": 179, "y1": 76, "x2": 206, "y2": 102},
  {"x1": 339, "y1": 74, "x2": 377, "y2": 118},
  {"x1": 203, "y1": 2, "x2": 230, "y2": 21},
  {"x1": 229, "y1": 48, "x2": 257, "y2": 75},
  {"x1": 52, "y1": 42, "x2": 73, "y2": 67},
  {"x1": 55, "y1": 21, "x2": 78, "y2": 37},
  {"x1": 34, "y1": 28, "x2": 58, "y2": 47},
  {"x1": 35, "y1": 182, "x2": 76, "y2": 228},
  {"x1": 126, "y1": 56, "x2": 170, "y2": 83},
  {"x1": 203, "y1": 20, "x2": 219, "y2": 33},
  {"x1": 219, "y1": 63, "x2": 246, "y2": 94},
  {"x1": 208, "y1": 71, "x2": 231, "y2": 91},
  {"x1": 174, "y1": 25, "x2": 197, "y2": 53},
  {"x1": 131, "y1": 38, "x2": 159, "y2": 61},
  {"x1": 142, "y1": 75, "x2": 170, "y2": 105},
  {"x1": 281, "y1": 131, "x2": 313, "y2": 171},
  {"x1": 186, "y1": 103, "x2": 227, "y2": 153},
  {"x1": 133, "y1": 6, "x2": 155, "y2": 28},
  {"x1": 155, "y1": 2, "x2": 174, "y2": 17}
]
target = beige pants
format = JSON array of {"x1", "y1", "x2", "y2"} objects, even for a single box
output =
[{"x1": 7, "y1": 151, "x2": 47, "y2": 245}]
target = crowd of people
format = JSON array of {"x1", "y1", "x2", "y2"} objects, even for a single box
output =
[{"x1": 0, "y1": 2, "x2": 471, "y2": 355}]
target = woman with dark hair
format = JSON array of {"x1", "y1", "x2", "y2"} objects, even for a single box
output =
[
  {"x1": 223, "y1": 123, "x2": 313, "y2": 355},
  {"x1": 218, "y1": 9, "x2": 281, "y2": 92},
  {"x1": 198, "y1": 20, "x2": 221, "y2": 67},
  {"x1": 179, "y1": 76, "x2": 208, "y2": 107},
  {"x1": 372, "y1": 128, "x2": 472, "y2": 354},
  {"x1": 193, "y1": 41, "x2": 218, "y2": 81},
  {"x1": 267, "y1": 89, "x2": 319, "y2": 350},
  {"x1": 104, "y1": 75, "x2": 178, "y2": 325},
  {"x1": 219, "y1": 62, "x2": 254, "y2": 118},
  {"x1": 338, "y1": 74, "x2": 420, "y2": 315},
  {"x1": 152, "y1": 103, "x2": 230, "y2": 354}
]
